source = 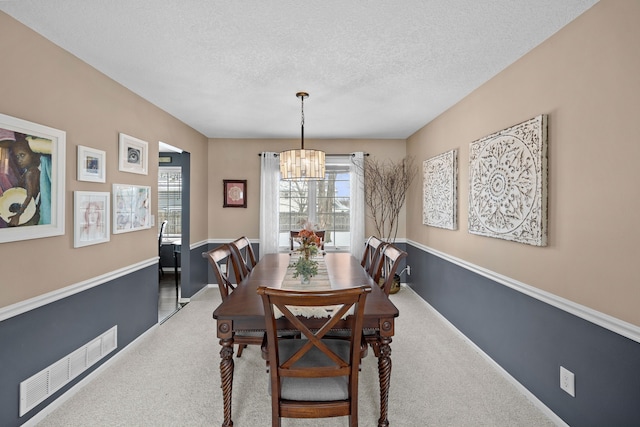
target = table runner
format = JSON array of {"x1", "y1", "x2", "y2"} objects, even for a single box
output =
[
  {"x1": 281, "y1": 253, "x2": 331, "y2": 290},
  {"x1": 275, "y1": 253, "x2": 353, "y2": 319}
]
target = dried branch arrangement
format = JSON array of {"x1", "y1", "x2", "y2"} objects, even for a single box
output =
[{"x1": 362, "y1": 156, "x2": 417, "y2": 242}]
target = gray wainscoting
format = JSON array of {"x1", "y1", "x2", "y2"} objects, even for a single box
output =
[
  {"x1": 406, "y1": 244, "x2": 640, "y2": 426},
  {"x1": 0, "y1": 266, "x2": 158, "y2": 427}
]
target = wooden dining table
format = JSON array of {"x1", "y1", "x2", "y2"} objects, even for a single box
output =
[{"x1": 212, "y1": 252, "x2": 399, "y2": 427}]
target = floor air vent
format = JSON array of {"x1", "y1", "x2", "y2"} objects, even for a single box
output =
[{"x1": 19, "y1": 326, "x2": 117, "y2": 416}]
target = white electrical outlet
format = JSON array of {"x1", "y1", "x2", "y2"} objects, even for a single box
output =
[
  {"x1": 560, "y1": 366, "x2": 575, "y2": 397},
  {"x1": 406, "y1": 265, "x2": 411, "y2": 276},
  {"x1": 220, "y1": 263, "x2": 227, "y2": 274}
]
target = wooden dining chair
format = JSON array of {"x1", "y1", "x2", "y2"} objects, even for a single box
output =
[
  {"x1": 158, "y1": 220, "x2": 168, "y2": 279},
  {"x1": 362, "y1": 243, "x2": 408, "y2": 356},
  {"x1": 203, "y1": 244, "x2": 263, "y2": 357},
  {"x1": 374, "y1": 243, "x2": 408, "y2": 296},
  {"x1": 230, "y1": 236, "x2": 257, "y2": 273},
  {"x1": 258, "y1": 286, "x2": 371, "y2": 427},
  {"x1": 362, "y1": 236, "x2": 388, "y2": 280},
  {"x1": 228, "y1": 243, "x2": 250, "y2": 284}
]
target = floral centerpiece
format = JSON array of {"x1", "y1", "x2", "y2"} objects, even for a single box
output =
[{"x1": 291, "y1": 228, "x2": 322, "y2": 283}]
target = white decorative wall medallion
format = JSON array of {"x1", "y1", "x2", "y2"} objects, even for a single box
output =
[
  {"x1": 468, "y1": 115, "x2": 547, "y2": 246},
  {"x1": 423, "y1": 149, "x2": 457, "y2": 230}
]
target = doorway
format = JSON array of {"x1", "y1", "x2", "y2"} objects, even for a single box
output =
[{"x1": 158, "y1": 144, "x2": 190, "y2": 323}]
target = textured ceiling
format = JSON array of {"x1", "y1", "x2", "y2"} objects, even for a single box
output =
[{"x1": 0, "y1": 1, "x2": 598, "y2": 139}]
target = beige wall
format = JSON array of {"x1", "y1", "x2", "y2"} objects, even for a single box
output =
[
  {"x1": 4, "y1": 0, "x2": 638, "y2": 330},
  {"x1": 0, "y1": 13, "x2": 208, "y2": 307},
  {"x1": 0, "y1": 10, "x2": 404, "y2": 309},
  {"x1": 207, "y1": 138, "x2": 406, "y2": 240},
  {"x1": 406, "y1": 0, "x2": 640, "y2": 326}
]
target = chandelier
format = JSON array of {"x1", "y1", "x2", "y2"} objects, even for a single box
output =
[{"x1": 280, "y1": 92, "x2": 326, "y2": 180}]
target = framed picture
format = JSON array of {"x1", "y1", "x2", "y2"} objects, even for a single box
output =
[
  {"x1": 77, "y1": 145, "x2": 106, "y2": 183},
  {"x1": 0, "y1": 113, "x2": 66, "y2": 243},
  {"x1": 468, "y1": 114, "x2": 548, "y2": 246},
  {"x1": 223, "y1": 179, "x2": 247, "y2": 208},
  {"x1": 118, "y1": 133, "x2": 148, "y2": 175},
  {"x1": 74, "y1": 191, "x2": 110, "y2": 247},
  {"x1": 423, "y1": 149, "x2": 457, "y2": 230},
  {"x1": 112, "y1": 184, "x2": 151, "y2": 234}
]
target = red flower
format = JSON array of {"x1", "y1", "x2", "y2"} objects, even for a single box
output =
[
  {"x1": 298, "y1": 229, "x2": 313, "y2": 238},
  {"x1": 295, "y1": 230, "x2": 321, "y2": 254}
]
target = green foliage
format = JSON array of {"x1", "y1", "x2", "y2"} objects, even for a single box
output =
[
  {"x1": 291, "y1": 229, "x2": 321, "y2": 280},
  {"x1": 292, "y1": 257, "x2": 318, "y2": 280}
]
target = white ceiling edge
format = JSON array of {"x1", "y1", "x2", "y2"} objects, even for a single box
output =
[{"x1": 0, "y1": 1, "x2": 599, "y2": 139}]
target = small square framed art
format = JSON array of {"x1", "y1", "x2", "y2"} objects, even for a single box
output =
[{"x1": 223, "y1": 179, "x2": 247, "y2": 208}]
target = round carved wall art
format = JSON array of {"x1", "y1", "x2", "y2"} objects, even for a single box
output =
[{"x1": 468, "y1": 115, "x2": 547, "y2": 246}]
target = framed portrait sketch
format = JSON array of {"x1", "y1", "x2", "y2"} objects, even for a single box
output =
[
  {"x1": 112, "y1": 184, "x2": 151, "y2": 234},
  {"x1": 223, "y1": 179, "x2": 247, "y2": 208},
  {"x1": 77, "y1": 145, "x2": 106, "y2": 183},
  {"x1": 0, "y1": 113, "x2": 66, "y2": 243},
  {"x1": 118, "y1": 133, "x2": 148, "y2": 175},
  {"x1": 74, "y1": 191, "x2": 110, "y2": 247}
]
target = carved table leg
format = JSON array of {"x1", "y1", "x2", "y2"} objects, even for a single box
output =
[
  {"x1": 218, "y1": 320, "x2": 235, "y2": 427},
  {"x1": 377, "y1": 336, "x2": 392, "y2": 427}
]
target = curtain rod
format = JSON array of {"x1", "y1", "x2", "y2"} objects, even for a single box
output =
[{"x1": 258, "y1": 153, "x2": 369, "y2": 157}]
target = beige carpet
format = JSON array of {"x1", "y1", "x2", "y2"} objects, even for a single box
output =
[{"x1": 33, "y1": 286, "x2": 558, "y2": 427}]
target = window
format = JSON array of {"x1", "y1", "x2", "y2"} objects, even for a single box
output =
[
  {"x1": 158, "y1": 167, "x2": 182, "y2": 237},
  {"x1": 279, "y1": 156, "x2": 351, "y2": 251}
]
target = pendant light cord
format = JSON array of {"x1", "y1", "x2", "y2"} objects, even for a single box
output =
[{"x1": 300, "y1": 93, "x2": 305, "y2": 149}]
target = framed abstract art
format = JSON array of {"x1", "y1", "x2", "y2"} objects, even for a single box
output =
[
  {"x1": 77, "y1": 145, "x2": 106, "y2": 183},
  {"x1": 112, "y1": 184, "x2": 151, "y2": 234}
]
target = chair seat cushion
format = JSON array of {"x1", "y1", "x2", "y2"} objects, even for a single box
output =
[
  {"x1": 235, "y1": 330, "x2": 265, "y2": 337},
  {"x1": 325, "y1": 328, "x2": 376, "y2": 336},
  {"x1": 275, "y1": 338, "x2": 351, "y2": 401},
  {"x1": 236, "y1": 330, "x2": 298, "y2": 338}
]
